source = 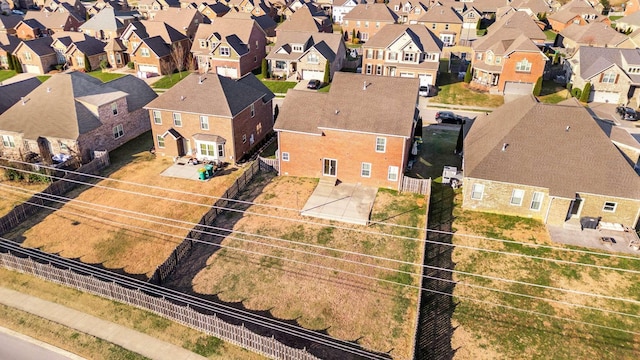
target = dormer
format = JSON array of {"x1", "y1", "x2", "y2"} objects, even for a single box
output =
[
  {"x1": 486, "y1": 50, "x2": 494, "y2": 64},
  {"x1": 292, "y1": 43, "x2": 304, "y2": 52}
]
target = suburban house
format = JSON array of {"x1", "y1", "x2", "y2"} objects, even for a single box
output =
[
  {"x1": 559, "y1": 22, "x2": 633, "y2": 51},
  {"x1": 597, "y1": 120, "x2": 640, "y2": 171},
  {"x1": 416, "y1": 4, "x2": 463, "y2": 47},
  {"x1": 274, "y1": 72, "x2": 419, "y2": 189},
  {"x1": 79, "y1": 7, "x2": 139, "y2": 40},
  {"x1": 342, "y1": 3, "x2": 398, "y2": 43},
  {"x1": 387, "y1": 0, "x2": 428, "y2": 24},
  {"x1": 333, "y1": 0, "x2": 367, "y2": 25},
  {"x1": 191, "y1": 17, "x2": 266, "y2": 78},
  {"x1": 120, "y1": 20, "x2": 190, "y2": 76},
  {"x1": 547, "y1": 0, "x2": 608, "y2": 32},
  {"x1": 64, "y1": 36, "x2": 108, "y2": 70},
  {"x1": 564, "y1": 46, "x2": 640, "y2": 106},
  {"x1": 41, "y1": 0, "x2": 87, "y2": 20},
  {"x1": 0, "y1": 33, "x2": 20, "y2": 69},
  {"x1": 196, "y1": 2, "x2": 231, "y2": 20},
  {"x1": 147, "y1": 7, "x2": 205, "y2": 39},
  {"x1": 144, "y1": 73, "x2": 275, "y2": 163},
  {"x1": 0, "y1": 14, "x2": 23, "y2": 35},
  {"x1": 0, "y1": 71, "x2": 158, "y2": 163},
  {"x1": 23, "y1": 10, "x2": 84, "y2": 34},
  {"x1": 267, "y1": 31, "x2": 346, "y2": 81},
  {"x1": 135, "y1": 0, "x2": 180, "y2": 19},
  {"x1": 87, "y1": 0, "x2": 133, "y2": 16},
  {"x1": 361, "y1": 24, "x2": 442, "y2": 86},
  {"x1": 462, "y1": 95, "x2": 640, "y2": 228},
  {"x1": 13, "y1": 36, "x2": 57, "y2": 74},
  {"x1": 15, "y1": 19, "x2": 48, "y2": 40},
  {"x1": 0, "y1": 77, "x2": 41, "y2": 114},
  {"x1": 0, "y1": 0, "x2": 10, "y2": 13},
  {"x1": 470, "y1": 10, "x2": 548, "y2": 94},
  {"x1": 625, "y1": 0, "x2": 640, "y2": 16},
  {"x1": 507, "y1": 0, "x2": 551, "y2": 17},
  {"x1": 615, "y1": 10, "x2": 640, "y2": 33},
  {"x1": 275, "y1": 5, "x2": 332, "y2": 35},
  {"x1": 103, "y1": 37, "x2": 128, "y2": 68}
]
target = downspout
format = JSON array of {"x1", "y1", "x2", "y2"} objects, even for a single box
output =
[
  {"x1": 276, "y1": 131, "x2": 281, "y2": 176},
  {"x1": 399, "y1": 136, "x2": 407, "y2": 191},
  {"x1": 633, "y1": 204, "x2": 640, "y2": 229},
  {"x1": 544, "y1": 196, "x2": 554, "y2": 224}
]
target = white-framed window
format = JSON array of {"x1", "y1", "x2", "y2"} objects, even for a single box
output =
[
  {"x1": 403, "y1": 53, "x2": 415, "y2": 62},
  {"x1": 200, "y1": 115, "x2": 209, "y2": 130},
  {"x1": 113, "y1": 124, "x2": 124, "y2": 139},
  {"x1": 376, "y1": 22, "x2": 380, "y2": 28},
  {"x1": 602, "y1": 72, "x2": 616, "y2": 83},
  {"x1": 220, "y1": 46, "x2": 230, "y2": 56},
  {"x1": 376, "y1": 50, "x2": 383, "y2": 60},
  {"x1": 173, "y1": 113, "x2": 182, "y2": 127},
  {"x1": 111, "y1": 102, "x2": 118, "y2": 115},
  {"x1": 366, "y1": 64, "x2": 372, "y2": 75},
  {"x1": 495, "y1": 56, "x2": 502, "y2": 64},
  {"x1": 476, "y1": 52, "x2": 482, "y2": 60},
  {"x1": 364, "y1": 21, "x2": 369, "y2": 28},
  {"x1": 431, "y1": 23, "x2": 436, "y2": 29},
  {"x1": 375, "y1": 137, "x2": 386, "y2": 152},
  {"x1": 510, "y1": 189, "x2": 525, "y2": 206},
  {"x1": 376, "y1": 65, "x2": 382, "y2": 75},
  {"x1": 2, "y1": 135, "x2": 15, "y2": 148},
  {"x1": 394, "y1": 5, "x2": 399, "y2": 10},
  {"x1": 603, "y1": 201, "x2": 617, "y2": 212},
  {"x1": 415, "y1": 8, "x2": 421, "y2": 14},
  {"x1": 308, "y1": 52, "x2": 319, "y2": 63},
  {"x1": 486, "y1": 52, "x2": 493, "y2": 63},
  {"x1": 199, "y1": 40, "x2": 207, "y2": 48},
  {"x1": 388, "y1": 52, "x2": 397, "y2": 61},
  {"x1": 242, "y1": 134, "x2": 247, "y2": 143},
  {"x1": 361, "y1": 33, "x2": 369, "y2": 41},
  {"x1": 387, "y1": 166, "x2": 399, "y2": 181},
  {"x1": 292, "y1": 44, "x2": 303, "y2": 52},
  {"x1": 141, "y1": 48, "x2": 150, "y2": 57},
  {"x1": 217, "y1": 144, "x2": 224, "y2": 157},
  {"x1": 530, "y1": 192, "x2": 544, "y2": 211},
  {"x1": 250, "y1": 103, "x2": 255, "y2": 117},
  {"x1": 361, "y1": 162, "x2": 371, "y2": 177},
  {"x1": 199, "y1": 142, "x2": 216, "y2": 156},
  {"x1": 275, "y1": 60, "x2": 286, "y2": 69},
  {"x1": 471, "y1": 183, "x2": 484, "y2": 200},
  {"x1": 356, "y1": 21, "x2": 361, "y2": 27},
  {"x1": 516, "y1": 59, "x2": 531, "y2": 72},
  {"x1": 282, "y1": 152, "x2": 290, "y2": 161},
  {"x1": 77, "y1": 56, "x2": 84, "y2": 66},
  {"x1": 24, "y1": 52, "x2": 31, "y2": 61},
  {"x1": 153, "y1": 110, "x2": 162, "y2": 124},
  {"x1": 366, "y1": 49, "x2": 373, "y2": 59}
]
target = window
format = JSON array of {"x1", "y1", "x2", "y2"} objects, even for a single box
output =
[
  {"x1": 24, "y1": 52, "x2": 31, "y2": 61},
  {"x1": 356, "y1": 21, "x2": 361, "y2": 27},
  {"x1": 376, "y1": 50, "x2": 383, "y2": 60},
  {"x1": 431, "y1": 23, "x2": 436, "y2": 29},
  {"x1": 217, "y1": 144, "x2": 224, "y2": 157},
  {"x1": 603, "y1": 202, "x2": 617, "y2": 212},
  {"x1": 0, "y1": 56, "x2": 7, "y2": 65},
  {"x1": 220, "y1": 46, "x2": 230, "y2": 56},
  {"x1": 77, "y1": 56, "x2": 84, "y2": 66},
  {"x1": 515, "y1": 59, "x2": 531, "y2": 72},
  {"x1": 388, "y1": 52, "x2": 397, "y2": 61},
  {"x1": 471, "y1": 183, "x2": 484, "y2": 200},
  {"x1": 445, "y1": 24, "x2": 449, "y2": 30},
  {"x1": 394, "y1": 5, "x2": 399, "y2": 10},
  {"x1": 476, "y1": 52, "x2": 482, "y2": 60},
  {"x1": 113, "y1": 124, "x2": 124, "y2": 139},
  {"x1": 141, "y1": 48, "x2": 150, "y2": 57},
  {"x1": 495, "y1": 56, "x2": 501, "y2": 64},
  {"x1": 199, "y1": 142, "x2": 216, "y2": 156},
  {"x1": 403, "y1": 52, "x2": 415, "y2": 62},
  {"x1": 60, "y1": 142, "x2": 68, "y2": 151},
  {"x1": 308, "y1": 52, "x2": 319, "y2": 63},
  {"x1": 255, "y1": 40, "x2": 259, "y2": 49},
  {"x1": 375, "y1": 137, "x2": 386, "y2": 152},
  {"x1": 374, "y1": 65, "x2": 381, "y2": 75},
  {"x1": 361, "y1": 33, "x2": 368, "y2": 41},
  {"x1": 250, "y1": 104, "x2": 255, "y2": 117},
  {"x1": 2, "y1": 135, "x2": 15, "y2": 148},
  {"x1": 602, "y1": 72, "x2": 616, "y2": 83},
  {"x1": 361, "y1": 162, "x2": 371, "y2": 177},
  {"x1": 153, "y1": 110, "x2": 162, "y2": 124},
  {"x1": 200, "y1": 115, "x2": 209, "y2": 130},
  {"x1": 292, "y1": 44, "x2": 303, "y2": 52},
  {"x1": 364, "y1": 21, "x2": 369, "y2": 28},
  {"x1": 415, "y1": 8, "x2": 421, "y2": 14},
  {"x1": 366, "y1": 49, "x2": 373, "y2": 59},
  {"x1": 510, "y1": 189, "x2": 524, "y2": 206},
  {"x1": 275, "y1": 60, "x2": 286, "y2": 69},
  {"x1": 111, "y1": 103, "x2": 118, "y2": 115},
  {"x1": 366, "y1": 64, "x2": 372, "y2": 74},
  {"x1": 242, "y1": 134, "x2": 247, "y2": 143},
  {"x1": 387, "y1": 166, "x2": 399, "y2": 181},
  {"x1": 173, "y1": 113, "x2": 182, "y2": 127},
  {"x1": 199, "y1": 40, "x2": 207, "y2": 48},
  {"x1": 157, "y1": 135, "x2": 165, "y2": 148},
  {"x1": 530, "y1": 192, "x2": 544, "y2": 211},
  {"x1": 376, "y1": 22, "x2": 380, "y2": 28},
  {"x1": 282, "y1": 152, "x2": 290, "y2": 161}
]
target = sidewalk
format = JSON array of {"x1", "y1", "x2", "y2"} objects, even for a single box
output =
[{"x1": 0, "y1": 287, "x2": 207, "y2": 360}]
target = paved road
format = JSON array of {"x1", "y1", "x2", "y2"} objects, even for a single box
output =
[{"x1": 0, "y1": 327, "x2": 82, "y2": 360}]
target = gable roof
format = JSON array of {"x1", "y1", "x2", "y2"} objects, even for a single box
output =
[
  {"x1": 144, "y1": 72, "x2": 274, "y2": 117},
  {"x1": 24, "y1": 11, "x2": 79, "y2": 30},
  {"x1": 548, "y1": 0, "x2": 599, "y2": 23},
  {"x1": 487, "y1": 10, "x2": 546, "y2": 41},
  {"x1": 0, "y1": 14, "x2": 24, "y2": 32},
  {"x1": 0, "y1": 33, "x2": 21, "y2": 54},
  {"x1": 223, "y1": 11, "x2": 277, "y2": 34},
  {"x1": 18, "y1": 18, "x2": 47, "y2": 31},
  {"x1": 276, "y1": 5, "x2": 328, "y2": 33},
  {"x1": 191, "y1": 18, "x2": 262, "y2": 56},
  {"x1": 275, "y1": 72, "x2": 418, "y2": 137},
  {"x1": 617, "y1": 9, "x2": 640, "y2": 26},
  {"x1": 148, "y1": 7, "x2": 203, "y2": 33},
  {"x1": 464, "y1": 95, "x2": 640, "y2": 199},
  {"x1": 343, "y1": 3, "x2": 398, "y2": 22},
  {"x1": 560, "y1": 22, "x2": 629, "y2": 48},
  {"x1": 364, "y1": 23, "x2": 443, "y2": 52},
  {"x1": 103, "y1": 37, "x2": 126, "y2": 51},
  {"x1": 19, "y1": 37, "x2": 55, "y2": 56},
  {"x1": 67, "y1": 36, "x2": 107, "y2": 56},
  {"x1": 508, "y1": 0, "x2": 551, "y2": 15},
  {"x1": 267, "y1": 31, "x2": 343, "y2": 62},
  {"x1": 79, "y1": 7, "x2": 126, "y2": 32},
  {"x1": 574, "y1": 46, "x2": 640, "y2": 83},
  {"x1": 418, "y1": 4, "x2": 462, "y2": 23},
  {"x1": 134, "y1": 35, "x2": 171, "y2": 57},
  {"x1": 0, "y1": 78, "x2": 41, "y2": 114}
]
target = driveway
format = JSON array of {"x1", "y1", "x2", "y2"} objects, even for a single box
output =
[
  {"x1": 0, "y1": 73, "x2": 39, "y2": 86},
  {"x1": 587, "y1": 102, "x2": 640, "y2": 132}
]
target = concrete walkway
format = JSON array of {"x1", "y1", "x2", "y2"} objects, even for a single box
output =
[{"x1": 0, "y1": 287, "x2": 207, "y2": 360}]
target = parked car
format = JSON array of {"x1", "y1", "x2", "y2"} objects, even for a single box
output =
[
  {"x1": 435, "y1": 111, "x2": 464, "y2": 124},
  {"x1": 12, "y1": 9, "x2": 25, "y2": 15},
  {"x1": 419, "y1": 86, "x2": 430, "y2": 97},
  {"x1": 307, "y1": 79, "x2": 321, "y2": 90},
  {"x1": 615, "y1": 106, "x2": 638, "y2": 121}
]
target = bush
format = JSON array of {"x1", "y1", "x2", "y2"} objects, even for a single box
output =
[
  {"x1": 532, "y1": 76, "x2": 543, "y2": 96},
  {"x1": 580, "y1": 82, "x2": 591, "y2": 102},
  {"x1": 127, "y1": 61, "x2": 135, "y2": 69},
  {"x1": 571, "y1": 88, "x2": 582, "y2": 98},
  {"x1": 463, "y1": 63, "x2": 472, "y2": 83},
  {"x1": 100, "y1": 59, "x2": 109, "y2": 70},
  {"x1": 476, "y1": 29, "x2": 487, "y2": 36}
]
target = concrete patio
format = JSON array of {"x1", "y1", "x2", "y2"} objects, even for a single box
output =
[
  {"x1": 160, "y1": 161, "x2": 214, "y2": 181},
  {"x1": 548, "y1": 225, "x2": 640, "y2": 255},
  {"x1": 301, "y1": 182, "x2": 378, "y2": 225}
]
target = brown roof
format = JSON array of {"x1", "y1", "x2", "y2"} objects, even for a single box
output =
[
  {"x1": 148, "y1": 7, "x2": 202, "y2": 33},
  {"x1": 24, "y1": 11, "x2": 78, "y2": 31},
  {"x1": 363, "y1": 24, "x2": 443, "y2": 52},
  {"x1": 418, "y1": 4, "x2": 462, "y2": 24},
  {"x1": 343, "y1": 3, "x2": 398, "y2": 22},
  {"x1": 276, "y1": 5, "x2": 327, "y2": 32},
  {"x1": 275, "y1": 72, "x2": 418, "y2": 138},
  {"x1": 596, "y1": 120, "x2": 640, "y2": 151},
  {"x1": 464, "y1": 95, "x2": 640, "y2": 199},
  {"x1": 560, "y1": 22, "x2": 629, "y2": 48}
]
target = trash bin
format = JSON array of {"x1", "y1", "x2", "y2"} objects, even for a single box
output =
[
  {"x1": 198, "y1": 168, "x2": 207, "y2": 180},
  {"x1": 205, "y1": 164, "x2": 214, "y2": 177}
]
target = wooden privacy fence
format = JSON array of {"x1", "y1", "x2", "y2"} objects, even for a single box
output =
[
  {"x1": 258, "y1": 156, "x2": 279, "y2": 172},
  {"x1": 0, "y1": 152, "x2": 110, "y2": 236},
  {"x1": 411, "y1": 178, "x2": 431, "y2": 358},
  {"x1": 149, "y1": 161, "x2": 261, "y2": 284},
  {"x1": 400, "y1": 175, "x2": 431, "y2": 195},
  {"x1": 0, "y1": 252, "x2": 320, "y2": 360}
]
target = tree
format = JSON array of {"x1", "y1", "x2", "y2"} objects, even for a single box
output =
[
  {"x1": 463, "y1": 63, "x2": 472, "y2": 83},
  {"x1": 351, "y1": 29, "x2": 356, "y2": 44},
  {"x1": 414, "y1": 116, "x2": 423, "y2": 138},
  {"x1": 100, "y1": 59, "x2": 109, "y2": 71},
  {"x1": 83, "y1": 54, "x2": 91, "y2": 72},
  {"x1": 323, "y1": 61, "x2": 330, "y2": 84},
  {"x1": 532, "y1": 76, "x2": 543, "y2": 96},
  {"x1": 14, "y1": 57, "x2": 22, "y2": 73},
  {"x1": 600, "y1": 0, "x2": 610, "y2": 11},
  {"x1": 580, "y1": 82, "x2": 591, "y2": 102},
  {"x1": 160, "y1": 58, "x2": 175, "y2": 80},
  {"x1": 170, "y1": 43, "x2": 187, "y2": 78},
  {"x1": 274, "y1": 104, "x2": 279, "y2": 122},
  {"x1": 571, "y1": 87, "x2": 581, "y2": 98},
  {"x1": 261, "y1": 58, "x2": 268, "y2": 78},
  {"x1": 7, "y1": 53, "x2": 14, "y2": 70}
]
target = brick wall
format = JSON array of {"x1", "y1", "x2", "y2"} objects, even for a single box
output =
[
  {"x1": 498, "y1": 51, "x2": 546, "y2": 93},
  {"x1": 342, "y1": 20, "x2": 394, "y2": 43}
]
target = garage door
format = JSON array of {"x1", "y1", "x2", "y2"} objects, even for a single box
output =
[
  {"x1": 589, "y1": 90, "x2": 620, "y2": 104},
  {"x1": 138, "y1": 64, "x2": 158, "y2": 74},
  {"x1": 504, "y1": 82, "x2": 533, "y2": 95},
  {"x1": 419, "y1": 74, "x2": 433, "y2": 86},
  {"x1": 216, "y1": 66, "x2": 238, "y2": 78},
  {"x1": 23, "y1": 64, "x2": 40, "y2": 74},
  {"x1": 400, "y1": 72, "x2": 415, "y2": 78},
  {"x1": 302, "y1": 70, "x2": 323, "y2": 80}
]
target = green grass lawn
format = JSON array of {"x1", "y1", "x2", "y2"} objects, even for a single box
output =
[
  {"x1": 260, "y1": 80, "x2": 296, "y2": 94},
  {"x1": 87, "y1": 69, "x2": 126, "y2": 82},
  {"x1": 151, "y1": 71, "x2": 191, "y2": 89},
  {"x1": 544, "y1": 30, "x2": 558, "y2": 42},
  {"x1": 431, "y1": 73, "x2": 504, "y2": 108},
  {"x1": 37, "y1": 76, "x2": 50, "y2": 83},
  {"x1": 318, "y1": 84, "x2": 331, "y2": 92},
  {"x1": 609, "y1": 15, "x2": 623, "y2": 21},
  {"x1": 0, "y1": 70, "x2": 16, "y2": 83},
  {"x1": 538, "y1": 80, "x2": 571, "y2": 104}
]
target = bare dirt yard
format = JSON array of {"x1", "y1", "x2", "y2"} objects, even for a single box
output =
[
  {"x1": 1, "y1": 133, "x2": 243, "y2": 277},
  {"x1": 187, "y1": 174, "x2": 428, "y2": 359}
]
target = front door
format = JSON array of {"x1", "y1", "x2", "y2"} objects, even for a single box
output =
[
  {"x1": 323, "y1": 158, "x2": 337, "y2": 177},
  {"x1": 566, "y1": 197, "x2": 582, "y2": 220}
]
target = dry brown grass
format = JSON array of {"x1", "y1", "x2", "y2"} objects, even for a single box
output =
[
  {"x1": 3, "y1": 150, "x2": 244, "y2": 278},
  {"x1": 190, "y1": 175, "x2": 427, "y2": 359},
  {"x1": 0, "y1": 180, "x2": 49, "y2": 217},
  {"x1": 0, "y1": 268, "x2": 266, "y2": 360}
]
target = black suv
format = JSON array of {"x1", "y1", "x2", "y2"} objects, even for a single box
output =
[
  {"x1": 435, "y1": 111, "x2": 464, "y2": 124},
  {"x1": 615, "y1": 106, "x2": 638, "y2": 121}
]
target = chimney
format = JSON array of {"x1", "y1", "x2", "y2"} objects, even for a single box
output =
[
  {"x1": 363, "y1": 81, "x2": 367, "y2": 90},
  {"x1": 501, "y1": 143, "x2": 508, "y2": 151}
]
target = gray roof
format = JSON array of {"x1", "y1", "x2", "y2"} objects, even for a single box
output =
[
  {"x1": 191, "y1": 18, "x2": 261, "y2": 56},
  {"x1": 0, "y1": 14, "x2": 24, "y2": 32},
  {"x1": 576, "y1": 46, "x2": 640, "y2": 83},
  {"x1": 79, "y1": 8, "x2": 125, "y2": 32},
  {"x1": 464, "y1": 95, "x2": 640, "y2": 199},
  {"x1": 561, "y1": 22, "x2": 629, "y2": 48},
  {"x1": 267, "y1": 31, "x2": 343, "y2": 62},
  {"x1": 275, "y1": 72, "x2": 418, "y2": 137},
  {"x1": 364, "y1": 24, "x2": 443, "y2": 52},
  {"x1": 105, "y1": 75, "x2": 158, "y2": 112},
  {"x1": 596, "y1": 120, "x2": 640, "y2": 151},
  {"x1": 20, "y1": 37, "x2": 55, "y2": 56},
  {"x1": 138, "y1": 35, "x2": 171, "y2": 57},
  {"x1": 104, "y1": 37, "x2": 126, "y2": 51},
  {"x1": 0, "y1": 78, "x2": 42, "y2": 114},
  {"x1": 144, "y1": 73, "x2": 274, "y2": 117},
  {"x1": 0, "y1": 33, "x2": 21, "y2": 54},
  {"x1": 24, "y1": 11, "x2": 77, "y2": 31},
  {"x1": 0, "y1": 72, "x2": 155, "y2": 141},
  {"x1": 68, "y1": 36, "x2": 107, "y2": 56}
]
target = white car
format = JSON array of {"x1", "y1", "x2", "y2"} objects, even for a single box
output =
[
  {"x1": 418, "y1": 85, "x2": 430, "y2": 97},
  {"x1": 12, "y1": 9, "x2": 25, "y2": 15}
]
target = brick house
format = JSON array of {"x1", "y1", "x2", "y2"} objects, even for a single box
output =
[
  {"x1": 0, "y1": 14, "x2": 24, "y2": 36},
  {"x1": 147, "y1": 7, "x2": 205, "y2": 39},
  {"x1": 387, "y1": 0, "x2": 428, "y2": 24},
  {"x1": 79, "y1": 7, "x2": 139, "y2": 41},
  {"x1": 196, "y1": 2, "x2": 231, "y2": 20},
  {"x1": 0, "y1": 71, "x2": 157, "y2": 163},
  {"x1": 0, "y1": 33, "x2": 20, "y2": 69},
  {"x1": 191, "y1": 17, "x2": 266, "y2": 78},
  {"x1": 416, "y1": 4, "x2": 462, "y2": 46},
  {"x1": 471, "y1": 11, "x2": 548, "y2": 94},
  {"x1": 144, "y1": 73, "x2": 274, "y2": 163},
  {"x1": 274, "y1": 72, "x2": 419, "y2": 189},
  {"x1": 136, "y1": 0, "x2": 180, "y2": 19},
  {"x1": 65, "y1": 37, "x2": 108, "y2": 71},
  {"x1": 548, "y1": 0, "x2": 607, "y2": 32},
  {"x1": 23, "y1": 10, "x2": 84, "y2": 34},
  {"x1": 15, "y1": 19, "x2": 48, "y2": 40},
  {"x1": 463, "y1": 96, "x2": 640, "y2": 228},
  {"x1": 13, "y1": 37, "x2": 57, "y2": 74},
  {"x1": 104, "y1": 37, "x2": 128, "y2": 68},
  {"x1": 559, "y1": 22, "x2": 633, "y2": 52},
  {"x1": 342, "y1": 3, "x2": 398, "y2": 43},
  {"x1": 361, "y1": 24, "x2": 442, "y2": 85}
]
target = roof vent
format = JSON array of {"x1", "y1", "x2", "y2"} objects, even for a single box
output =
[
  {"x1": 198, "y1": 76, "x2": 202, "y2": 84},
  {"x1": 180, "y1": 95, "x2": 185, "y2": 101},
  {"x1": 21, "y1": 97, "x2": 25, "y2": 105},
  {"x1": 363, "y1": 81, "x2": 367, "y2": 90},
  {"x1": 565, "y1": 126, "x2": 570, "y2": 132},
  {"x1": 501, "y1": 143, "x2": 508, "y2": 152},
  {"x1": 335, "y1": 109, "x2": 339, "y2": 115},
  {"x1": 47, "y1": 87, "x2": 51, "y2": 93}
]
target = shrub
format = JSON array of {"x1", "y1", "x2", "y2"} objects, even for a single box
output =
[
  {"x1": 532, "y1": 76, "x2": 543, "y2": 96},
  {"x1": 571, "y1": 88, "x2": 582, "y2": 98},
  {"x1": 99, "y1": 59, "x2": 109, "y2": 70},
  {"x1": 127, "y1": 61, "x2": 135, "y2": 69},
  {"x1": 261, "y1": 58, "x2": 268, "y2": 78},
  {"x1": 463, "y1": 63, "x2": 472, "y2": 83},
  {"x1": 83, "y1": 54, "x2": 91, "y2": 72},
  {"x1": 580, "y1": 82, "x2": 591, "y2": 102},
  {"x1": 476, "y1": 29, "x2": 487, "y2": 36}
]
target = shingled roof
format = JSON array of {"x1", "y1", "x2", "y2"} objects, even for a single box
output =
[
  {"x1": 561, "y1": 22, "x2": 629, "y2": 48},
  {"x1": 418, "y1": 4, "x2": 462, "y2": 24},
  {"x1": 343, "y1": 3, "x2": 398, "y2": 22},
  {"x1": 0, "y1": 78, "x2": 41, "y2": 114},
  {"x1": 464, "y1": 95, "x2": 640, "y2": 199},
  {"x1": 79, "y1": 7, "x2": 126, "y2": 32},
  {"x1": 364, "y1": 24, "x2": 442, "y2": 52},
  {"x1": 574, "y1": 46, "x2": 640, "y2": 84}
]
